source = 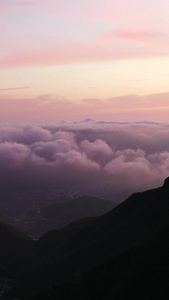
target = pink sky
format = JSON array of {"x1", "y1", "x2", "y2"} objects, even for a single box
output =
[
  {"x1": 0, "y1": 0, "x2": 169, "y2": 123},
  {"x1": 0, "y1": 93, "x2": 169, "y2": 124}
]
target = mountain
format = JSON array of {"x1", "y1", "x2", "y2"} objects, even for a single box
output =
[
  {"x1": 80, "y1": 118, "x2": 96, "y2": 123},
  {"x1": 40, "y1": 195, "x2": 114, "y2": 226},
  {"x1": 0, "y1": 189, "x2": 115, "y2": 239},
  {"x1": 0, "y1": 222, "x2": 33, "y2": 282},
  {"x1": 17, "y1": 195, "x2": 114, "y2": 238},
  {"x1": 3, "y1": 178, "x2": 169, "y2": 299}
]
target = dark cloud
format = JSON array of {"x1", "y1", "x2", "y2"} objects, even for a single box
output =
[{"x1": 0, "y1": 122, "x2": 169, "y2": 201}]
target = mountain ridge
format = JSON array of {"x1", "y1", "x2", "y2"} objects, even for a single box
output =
[{"x1": 3, "y1": 178, "x2": 169, "y2": 299}]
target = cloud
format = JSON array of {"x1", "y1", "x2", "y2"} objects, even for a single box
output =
[
  {"x1": 0, "y1": 126, "x2": 52, "y2": 144},
  {"x1": 0, "y1": 142, "x2": 30, "y2": 167},
  {"x1": 99, "y1": 30, "x2": 161, "y2": 43},
  {"x1": 0, "y1": 87, "x2": 30, "y2": 91},
  {"x1": 1, "y1": 38, "x2": 169, "y2": 69},
  {"x1": 1, "y1": 92, "x2": 169, "y2": 124},
  {"x1": 119, "y1": 79, "x2": 149, "y2": 82},
  {"x1": 31, "y1": 132, "x2": 77, "y2": 161},
  {"x1": 80, "y1": 139, "x2": 113, "y2": 165},
  {"x1": 1, "y1": 0, "x2": 168, "y2": 69},
  {"x1": 1, "y1": 122, "x2": 169, "y2": 201}
]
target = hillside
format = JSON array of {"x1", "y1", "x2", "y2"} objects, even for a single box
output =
[
  {"x1": 0, "y1": 192, "x2": 115, "y2": 239},
  {"x1": 39, "y1": 195, "x2": 114, "y2": 228},
  {"x1": 3, "y1": 178, "x2": 169, "y2": 299},
  {"x1": 0, "y1": 222, "x2": 33, "y2": 297}
]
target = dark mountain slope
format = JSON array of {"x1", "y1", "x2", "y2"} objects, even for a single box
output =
[
  {"x1": 34, "y1": 195, "x2": 114, "y2": 235},
  {"x1": 0, "y1": 222, "x2": 33, "y2": 281},
  {"x1": 20, "y1": 195, "x2": 114, "y2": 238},
  {"x1": 5, "y1": 178, "x2": 169, "y2": 299},
  {"x1": 42, "y1": 195, "x2": 114, "y2": 221},
  {"x1": 24, "y1": 224, "x2": 169, "y2": 300}
]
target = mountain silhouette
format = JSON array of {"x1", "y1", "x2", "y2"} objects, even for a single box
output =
[
  {"x1": 21, "y1": 196, "x2": 114, "y2": 238},
  {"x1": 0, "y1": 222, "x2": 32, "y2": 280},
  {"x1": 40, "y1": 195, "x2": 114, "y2": 226},
  {"x1": 3, "y1": 178, "x2": 169, "y2": 299}
]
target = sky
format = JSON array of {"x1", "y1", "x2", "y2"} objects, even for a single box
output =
[{"x1": 0, "y1": 0, "x2": 169, "y2": 123}]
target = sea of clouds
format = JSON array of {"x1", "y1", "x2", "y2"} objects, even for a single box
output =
[{"x1": 0, "y1": 121, "x2": 169, "y2": 202}]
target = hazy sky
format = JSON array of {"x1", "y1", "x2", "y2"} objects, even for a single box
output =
[{"x1": 1, "y1": 0, "x2": 169, "y2": 123}]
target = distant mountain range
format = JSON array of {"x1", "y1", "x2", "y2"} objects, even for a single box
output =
[
  {"x1": 60, "y1": 119, "x2": 162, "y2": 125},
  {"x1": 1, "y1": 178, "x2": 169, "y2": 299}
]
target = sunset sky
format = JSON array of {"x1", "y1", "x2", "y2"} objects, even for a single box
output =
[{"x1": 1, "y1": 0, "x2": 169, "y2": 124}]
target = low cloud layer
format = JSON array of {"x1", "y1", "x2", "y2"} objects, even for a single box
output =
[{"x1": 0, "y1": 122, "x2": 169, "y2": 201}]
